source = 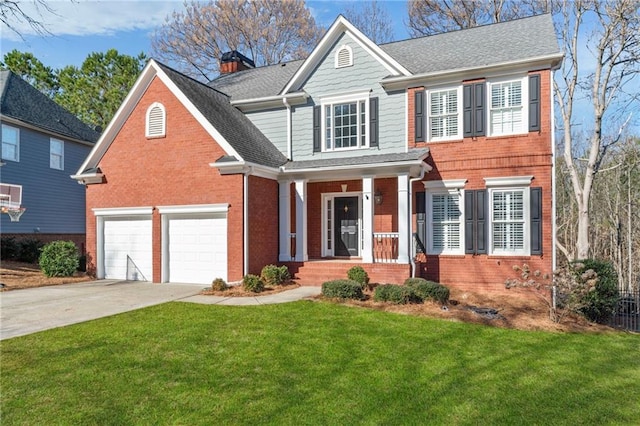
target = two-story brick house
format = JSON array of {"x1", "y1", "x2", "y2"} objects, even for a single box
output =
[
  {"x1": 74, "y1": 14, "x2": 562, "y2": 291},
  {"x1": 1, "y1": 70, "x2": 99, "y2": 251}
]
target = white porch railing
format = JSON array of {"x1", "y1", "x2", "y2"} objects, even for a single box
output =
[{"x1": 373, "y1": 232, "x2": 399, "y2": 263}]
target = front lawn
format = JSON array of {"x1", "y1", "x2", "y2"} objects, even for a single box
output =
[{"x1": 1, "y1": 302, "x2": 638, "y2": 424}]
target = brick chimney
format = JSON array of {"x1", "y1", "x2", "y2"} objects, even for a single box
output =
[{"x1": 220, "y1": 50, "x2": 255, "y2": 74}]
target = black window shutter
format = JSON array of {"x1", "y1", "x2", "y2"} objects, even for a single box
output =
[
  {"x1": 476, "y1": 189, "x2": 487, "y2": 254},
  {"x1": 465, "y1": 190, "x2": 475, "y2": 253},
  {"x1": 313, "y1": 105, "x2": 321, "y2": 152},
  {"x1": 530, "y1": 187, "x2": 542, "y2": 255},
  {"x1": 473, "y1": 83, "x2": 485, "y2": 137},
  {"x1": 463, "y1": 84, "x2": 473, "y2": 137},
  {"x1": 415, "y1": 91, "x2": 425, "y2": 142},
  {"x1": 529, "y1": 74, "x2": 541, "y2": 132},
  {"x1": 369, "y1": 97, "x2": 379, "y2": 147},
  {"x1": 415, "y1": 191, "x2": 426, "y2": 253}
]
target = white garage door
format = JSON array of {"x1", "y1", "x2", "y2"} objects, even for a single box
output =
[
  {"x1": 167, "y1": 213, "x2": 227, "y2": 284},
  {"x1": 103, "y1": 216, "x2": 152, "y2": 281}
]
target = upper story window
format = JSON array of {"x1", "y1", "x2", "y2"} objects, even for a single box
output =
[
  {"x1": 335, "y1": 45, "x2": 353, "y2": 68},
  {"x1": 146, "y1": 102, "x2": 166, "y2": 138},
  {"x1": 429, "y1": 87, "x2": 462, "y2": 141},
  {"x1": 489, "y1": 77, "x2": 527, "y2": 136},
  {"x1": 322, "y1": 92, "x2": 369, "y2": 151},
  {"x1": 1, "y1": 124, "x2": 19, "y2": 162},
  {"x1": 50, "y1": 138, "x2": 64, "y2": 170}
]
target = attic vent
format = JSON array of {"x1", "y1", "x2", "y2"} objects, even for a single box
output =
[
  {"x1": 146, "y1": 102, "x2": 166, "y2": 138},
  {"x1": 335, "y1": 45, "x2": 353, "y2": 68}
]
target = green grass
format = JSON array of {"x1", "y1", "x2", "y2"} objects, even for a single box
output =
[{"x1": 1, "y1": 301, "x2": 638, "y2": 425}]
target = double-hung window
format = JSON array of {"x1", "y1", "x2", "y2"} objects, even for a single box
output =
[
  {"x1": 485, "y1": 176, "x2": 532, "y2": 255},
  {"x1": 1, "y1": 124, "x2": 19, "y2": 162},
  {"x1": 489, "y1": 77, "x2": 527, "y2": 136},
  {"x1": 50, "y1": 138, "x2": 64, "y2": 170},
  {"x1": 424, "y1": 180, "x2": 466, "y2": 255},
  {"x1": 322, "y1": 93, "x2": 369, "y2": 151},
  {"x1": 429, "y1": 87, "x2": 461, "y2": 141}
]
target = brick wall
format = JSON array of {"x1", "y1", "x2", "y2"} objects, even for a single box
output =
[
  {"x1": 85, "y1": 76, "x2": 245, "y2": 282},
  {"x1": 247, "y1": 175, "x2": 279, "y2": 275}
]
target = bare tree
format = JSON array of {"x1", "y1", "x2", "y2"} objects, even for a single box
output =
[
  {"x1": 151, "y1": 0, "x2": 323, "y2": 81},
  {"x1": 343, "y1": 0, "x2": 394, "y2": 44},
  {"x1": 406, "y1": 0, "x2": 556, "y2": 36},
  {"x1": 0, "y1": 0, "x2": 57, "y2": 39},
  {"x1": 554, "y1": 0, "x2": 640, "y2": 261}
]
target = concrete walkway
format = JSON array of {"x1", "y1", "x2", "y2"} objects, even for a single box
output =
[{"x1": 0, "y1": 281, "x2": 321, "y2": 340}]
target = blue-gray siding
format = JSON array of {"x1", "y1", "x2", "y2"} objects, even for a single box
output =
[
  {"x1": 0, "y1": 122, "x2": 91, "y2": 235},
  {"x1": 244, "y1": 108, "x2": 288, "y2": 156}
]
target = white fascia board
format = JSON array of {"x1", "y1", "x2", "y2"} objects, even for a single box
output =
[
  {"x1": 92, "y1": 206, "x2": 153, "y2": 216},
  {"x1": 281, "y1": 158, "x2": 428, "y2": 176},
  {"x1": 380, "y1": 53, "x2": 565, "y2": 91},
  {"x1": 70, "y1": 172, "x2": 103, "y2": 184},
  {"x1": 210, "y1": 160, "x2": 280, "y2": 180},
  {"x1": 280, "y1": 16, "x2": 411, "y2": 95},
  {"x1": 0, "y1": 116, "x2": 95, "y2": 147},
  {"x1": 75, "y1": 60, "x2": 158, "y2": 176},
  {"x1": 423, "y1": 179, "x2": 467, "y2": 189},
  {"x1": 231, "y1": 92, "x2": 308, "y2": 112},
  {"x1": 157, "y1": 203, "x2": 229, "y2": 214}
]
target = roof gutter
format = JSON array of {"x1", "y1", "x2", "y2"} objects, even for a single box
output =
[
  {"x1": 279, "y1": 157, "x2": 431, "y2": 175},
  {"x1": 70, "y1": 171, "x2": 104, "y2": 185},
  {"x1": 230, "y1": 92, "x2": 308, "y2": 112}
]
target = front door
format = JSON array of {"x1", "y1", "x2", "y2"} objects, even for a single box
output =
[{"x1": 334, "y1": 196, "x2": 358, "y2": 256}]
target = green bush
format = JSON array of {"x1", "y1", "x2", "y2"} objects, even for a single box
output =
[
  {"x1": 243, "y1": 274, "x2": 265, "y2": 293},
  {"x1": 18, "y1": 238, "x2": 44, "y2": 263},
  {"x1": 404, "y1": 278, "x2": 450, "y2": 304},
  {"x1": 261, "y1": 264, "x2": 290, "y2": 286},
  {"x1": 1, "y1": 236, "x2": 20, "y2": 260},
  {"x1": 211, "y1": 278, "x2": 228, "y2": 291},
  {"x1": 39, "y1": 241, "x2": 79, "y2": 277},
  {"x1": 77, "y1": 255, "x2": 87, "y2": 272},
  {"x1": 321, "y1": 279, "x2": 364, "y2": 300},
  {"x1": 373, "y1": 284, "x2": 418, "y2": 305},
  {"x1": 575, "y1": 259, "x2": 619, "y2": 324},
  {"x1": 347, "y1": 266, "x2": 369, "y2": 287}
]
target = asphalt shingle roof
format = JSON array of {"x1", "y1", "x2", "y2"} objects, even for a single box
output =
[
  {"x1": 0, "y1": 70, "x2": 100, "y2": 143},
  {"x1": 156, "y1": 62, "x2": 288, "y2": 168},
  {"x1": 209, "y1": 14, "x2": 560, "y2": 101},
  {"x1": 283, "y1": 149, "x2": 429, "y2": 170}
]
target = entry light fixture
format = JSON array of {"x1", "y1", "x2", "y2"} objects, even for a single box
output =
[{"x1": 374, "y1": 190, "x2": 383, "y2": 205}]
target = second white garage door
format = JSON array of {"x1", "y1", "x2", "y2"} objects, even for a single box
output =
[{"x1": 167, "y1": 213, "x2": 227, "y2": 284}]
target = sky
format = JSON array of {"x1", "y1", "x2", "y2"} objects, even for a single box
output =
[{"x1": 0, "y1": 0, "x2": 411, "y2": 70}]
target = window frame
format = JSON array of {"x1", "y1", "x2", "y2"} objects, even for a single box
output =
[
  {"x1": 424, "y1": 180, "x2": 466, "y2": 255},
  {"x1": 485, "y1": 176, "x2": 532, "y2": 256},
  {"x1": 145, "y1": 102, "x2": 166, "y2": 138},
  {"x1": 50, "y1": 138, "x2": 64, "y2": 170},
  {"x1": 321, "y1": 92, "x2": 370, "y2": 152},
  {"x1": 487, "y1": 75, "x2": 529, "y2": 137},
  {"x1": 1, "y1": 124, "x2": 20, "y2": 162},
  {"x1": 427, "y1": 85, "x2": 463, "y2": 142}
]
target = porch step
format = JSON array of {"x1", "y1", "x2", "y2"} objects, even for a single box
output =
[{"x1": 284, "y1": 261, "x2": 411, "y2": 286}]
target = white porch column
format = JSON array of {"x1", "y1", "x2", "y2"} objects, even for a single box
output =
[
  {"x1": 397, "y1": 174, "x2": 410, "y2": 263},
  {"x1": 362, "y1": 176, "x2": 374, "y2": 263},
  {"x1": 294, "y1": 179, "x2": 308, "y2": 261},
  {"x1": 278, "y1": 180, "x2": 291, "y2": 261}
]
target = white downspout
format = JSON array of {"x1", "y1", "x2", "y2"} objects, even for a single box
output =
[
  {"x1": 243, "y1": 167, "x2": 252, "y2": 276},
  {"x1": 551, "y1": 70, "x2": 557, "y2": 273},
  {"x1": 283, "y1": 98, "x2": 292, "y2": 160},
  {"x1": 408, "y1": 163, "x2": 427, "y2": 278}
]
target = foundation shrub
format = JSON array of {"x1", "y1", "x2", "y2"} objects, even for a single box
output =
[
  {"x1": 347, "y1": 266, "x2": 369, "y2": 288},
  {"x1": 39, "y1": 241, "x2": 79, "y2": 277},
  {"x1": 321, "y1": 279, "x2": 364, "y2": 300},
  {"x1": 261, "y1": 265, "x2": 290, "y2": 286},
  {"x1": 405, "y1": 278, "x2": 450, "y2": 304},
  {"x1": 18, "y1": 238, "x2": 44, "y2": 263},
  {"x1": 575, "y1": 259, "x2": 619, "y2": 324},
  {"x1": 211, "y1": 278, "x2": 228, "y2": 291},
  {"x1": 243, "y1": 274, "x2": 265, "y2": 293},
  {"x1": 1, "y1": 236, "x2": 20, "y2": 260},
  {"x1": 373, "y1": 284, "x2": 419, "y2": 305}
]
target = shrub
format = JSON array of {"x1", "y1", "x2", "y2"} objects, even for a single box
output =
[
  {"x1": 404, "y1": 277, "x2": 428, "y2": 288},
  {"x1": 243, "y1": 274, "x2": 265, "y2": 293},
  {"x1": 39, "y1": 241, "x2": 79, "y2": 277},
  {"x1": 211, "y1": 278, "x2": 228, "y2": 291},
  {"x1": 77, "y1": 255, "x2": 87, "y2": 272},
  {"x1": 575, "y1": 259, "x2": 619, "y2": 324},
  {"x1": 1, "y1": 236, "x2": 20, "y2": 260},
  {"x1": 261, "y1": 264, "x2": 290, "y2": 286},
  {"x1": 347, "y1": 266, "x2": 369, "y2": 287},
  {"x1": 321, "y1": 279, "x2": 364, "y2": 300},
  {"x1": 18, "y1": 238, "x2": 44, "y2": 263},
  {"x1": 373, "y1": 284, "x2": 418, "y2": 305},
  {"x1": 405, "y1": 278, "x2": 450, "y2": 304}
]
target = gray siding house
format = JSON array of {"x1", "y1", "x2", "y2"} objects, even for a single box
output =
[{"x1": 1, "y1": 70, "x2": 99, "y2": 251}]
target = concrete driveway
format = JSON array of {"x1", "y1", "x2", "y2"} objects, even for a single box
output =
[{"x1": 0, "y1": 280, "x2": 203, "y2": 340}]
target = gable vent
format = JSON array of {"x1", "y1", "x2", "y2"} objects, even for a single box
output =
[
  {"x1": 335, "y1": 45, "x2": 353, "y2": 68},
  {"x1": 146, "y1": 102, "x2": 166, "y2": 138}
]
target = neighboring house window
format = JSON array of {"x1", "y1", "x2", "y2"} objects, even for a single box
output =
[
  {"x1": 429, "y1": 87, "x2": 461, "y2": 141},
  {"x1": 424, "y1": 180, "x2": 466, "y2": 255},
  {"x1": 322, "y1": 93, "x2": 369, "y2": 151},
  {"x1": 146, "y1": 102, "x2": 166, "y2": 137},
  {"x1": 489, "y1": 77, "x2": 527, "y2": 136},
  {"x1": 335, "y1": 45, "x2": 353, "y2": 68},
  {"x1": 1, "y1": 124, "x2": 19, "y2": 162},
  {"x1": 50, "y1": 138, "x2": 64, "y2": 170}
]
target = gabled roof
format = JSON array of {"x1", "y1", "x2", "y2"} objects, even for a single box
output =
[
  {"x1": 0, "y1": 70, "x2": 99, "y2": 144},
  {"x1": 76, "y1": 60, "x2": 286, "y2": 177},
  {"x1": 210, "y1": 14, "x2": 561, "y2": 101}
]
